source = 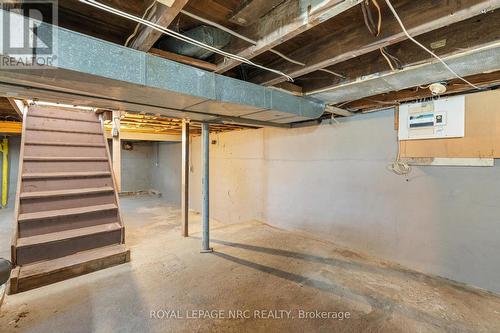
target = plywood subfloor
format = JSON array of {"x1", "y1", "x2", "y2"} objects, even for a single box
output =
[{"x1": 0, "y1": 197, "x2": 500, "y2": 332}]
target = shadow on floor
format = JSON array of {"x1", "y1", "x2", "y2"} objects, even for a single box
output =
[{"x1": 207, "y1": 239, "x2": 472, "y2": 332}]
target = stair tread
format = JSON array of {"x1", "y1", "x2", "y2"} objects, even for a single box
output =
[
  {"x1": 24, "y1": 156, "x2": 107, "y2": 161},
  {"x1": 18, "y1": 244, "x2": 129, "y2": 279},
  {"x1": 17, "y1": 222, "x2": 122, "y2": 247},
  {"x1": 24, "y1": 141, "x2": 105, "y2": 147},
  {"x1": 20, "y1": 186, "x2": 114, "y2": 199},
  {"x1": 26, "y1": 127, "x2": 102, "y2": 135},
  {"x1": 18, "y1": 203, "x2": 118, "y2": 222},
  {"x1": 23, "y1": 171, "x2": 111, "y2": 179},
  {"x1": 28, "y1": 113, "x2": 100, "y2": 123}
]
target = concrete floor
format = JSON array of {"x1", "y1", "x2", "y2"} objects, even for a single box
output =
[{"x1": 1, "y1": 196, "x2": 500, "y2": 332}]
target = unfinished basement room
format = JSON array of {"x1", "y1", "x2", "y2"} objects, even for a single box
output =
[{"x1": 1, "y1": 0, "x2": 500, "y2": 332}]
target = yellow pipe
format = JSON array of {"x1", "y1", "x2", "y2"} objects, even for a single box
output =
[{"x1": 1, "y1": 138, "x2": 8, "y2": 207}]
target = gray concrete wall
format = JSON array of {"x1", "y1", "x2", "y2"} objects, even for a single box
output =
[
  {"x1": 150, "y1": 142, "x2": 182, "y2": 205},
  {"x1": 120, "y1": 142, "x2": 153, "y2": 192},
  {"x1": 189, "y1": 109, "x2": 500, "y2": 294}
]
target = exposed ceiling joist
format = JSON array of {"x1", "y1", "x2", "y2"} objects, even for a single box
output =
[
  {"x1": 251, "y1": 0, "x2": 500, "y2": 86},
  {"x1": 302, "y1": 9, "x2": 500, "y2": 94},
  {"x1": 215, "y1": 0, "x2": 363, "y2": 74},
  {"x1": 128, "y1": 0, "x2": 189, "y2": 52},
  {"x1": 311, "y1": 41, "x2": 500, "y2": 104}
]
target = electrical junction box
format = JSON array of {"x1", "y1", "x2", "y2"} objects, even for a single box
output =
[{"x1": 398, "y1": 95, "x2": 465, "y2": 140}]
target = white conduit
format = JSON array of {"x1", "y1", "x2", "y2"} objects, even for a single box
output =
[{"x1": 79, "y1": 0, "x2": 294, "y2": 81}]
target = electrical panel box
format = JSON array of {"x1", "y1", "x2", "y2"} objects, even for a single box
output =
[{"x1": 398, "y1": 95, "x2": 465, "y2": 140}]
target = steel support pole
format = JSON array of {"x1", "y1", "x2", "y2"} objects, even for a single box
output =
[
  {"x1": 181, "y1": 119, "x2": 189, "y2": 237},
  {"x1": 201, "y1": 122, "x2": 213, "y2": 253}
]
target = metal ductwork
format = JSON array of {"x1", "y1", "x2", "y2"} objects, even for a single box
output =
[
  {"x1": 309, "y1": 42, "x2": 500, "y2": 105},
  {"x1": 158, "y1": 25, "x2": 232, "y2": 60},
  {"x1": 0, "y1": 10, "x2": 325, "y2": 126}
]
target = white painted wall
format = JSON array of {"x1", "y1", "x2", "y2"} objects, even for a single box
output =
[
  {"x1": 190, "y1": 109, "x2": 500, "y2": 294},
  {"x1": 190, "y1": 129, "x2": 265, "y2": 224}
]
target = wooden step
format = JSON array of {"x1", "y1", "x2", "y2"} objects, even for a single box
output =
[
  {"x1": 15, "y1": 223, "x2": 123, "y2": 265},
  {"x1": 17, "y1": 222, "x2": 122, "y2": 247},
  {"x1": 21, "y1": 176, "x2": 114, "y2": 193},
  {"x1": 28, "y1": 113, "x2": 101, "y2": 123},
  {"x1": 25, "y1": 141, "x2": 105, "y2": 147},
  {"x1": 23, "y1": 171, "x2": 111, "y2": 179},
  {"x1": 28, "y1": 107, "x2": 99, "y2": 122},
  {"x1": 20, "y1": 186, "x2": 114, "y2": 199},
  {"x1": 26, "y1": 127, "x2": 102, "y2": 135},
  {"x1": 9, "y1": 244, "x2": 130, "y2": 294},
  {"x1": 18, "y1": 204, "x2": 117, "y2": 223},
  {"x1": 25, "y1": 129, "x2": 105, "y2": 144},
  {"x1": 24, "y1": 156, "x2": 108, "y2": 162}
]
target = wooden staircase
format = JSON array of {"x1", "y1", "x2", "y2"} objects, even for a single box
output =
[{"x1": 9, "y1": 106, "x2": 129, "y2": 294}]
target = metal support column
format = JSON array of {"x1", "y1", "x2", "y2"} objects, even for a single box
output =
[
  {"x1": 201, "y1": 122, "x2": 213, "y2": 253},
  {"x1": 181, "y1": 119, "x2": 190, "y2": 237}
]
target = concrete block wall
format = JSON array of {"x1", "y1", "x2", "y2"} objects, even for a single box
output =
[{"x1": 189, "y1": 109, "x2": 500, "y2": 294}]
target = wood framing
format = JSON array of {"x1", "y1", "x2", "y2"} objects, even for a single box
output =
[
  {"x1": 0, "y1": 121, "x2": 22, "y2": 134},
  {"x1": 150, "y1": 48, "x2": 216, "y2": 71},
  {"x1": 128, "y1": 0, "x2": 189, "y2": 52},
  {"x1": 215, "y1": 0, "x2": 362, "y2": 73},
  {"x1": 250, "y1": 0, "x2": 500, "y2": 86}
]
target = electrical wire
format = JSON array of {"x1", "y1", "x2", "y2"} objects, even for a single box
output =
[
  {"x1": 79, "y1": 0, "x2": 294, "y2": 81},
  {"x1": 125, "y1": 0, "x2": 157, "y2": 47},
  {"x1": 371, "y1": 0, "x2": 382, "y2": 36},
  {"x1": 318, "y1": 68, "x2": 346, "y2": 79},
  {"x1": 269, "y1": 49, "x2": 305, "y2": 66},
  {"x1": 383, "y1": 0, "x2": 480, "y2": 90},
  {"x1": 380, "y1": 48, "x2": 396, "y2": 71},
  {"x1": 390, "y1": 140, "x2": 411, "y2": 175},
  {"x1": 380, "y1": 47, "x2": 402, "y2": 71}
]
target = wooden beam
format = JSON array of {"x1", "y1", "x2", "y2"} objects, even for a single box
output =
[
  {"x1": 105, "y1": 130, "x2": 181, "y2": 142},
  {"x1": 272, "y1": 82, "x2": 303, "y2": 96},
  {"x1": 150, "y1": 48, "x2": 216, "y2": 71},
  {"x1": 229, "y1": 0, "x2": 286, "y2": 27},
  {"x1": 112, "y1": 111, "x2": 121, "y2": 192},
  {"x1": 129, "y1": 0, "x2": 189, "y2": 52},
  {"x1": 325, "y1": 105, "x2": 353, "y2": 117},
  {"x1": 251, "y1": 0, "x2": 500, "y2": 86},
  {"x1": 0, "y1": 121, "x2": 22, "y2": 134},
  {"x1": 181, "y1": 119, "x2": 189, "y2": 237},
  {"x1": 7, "y1": 99, "x2": 24, "y2": 118},
  {"x1": 215, "y1": 0, "x2": 362, "y2": 73}
]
